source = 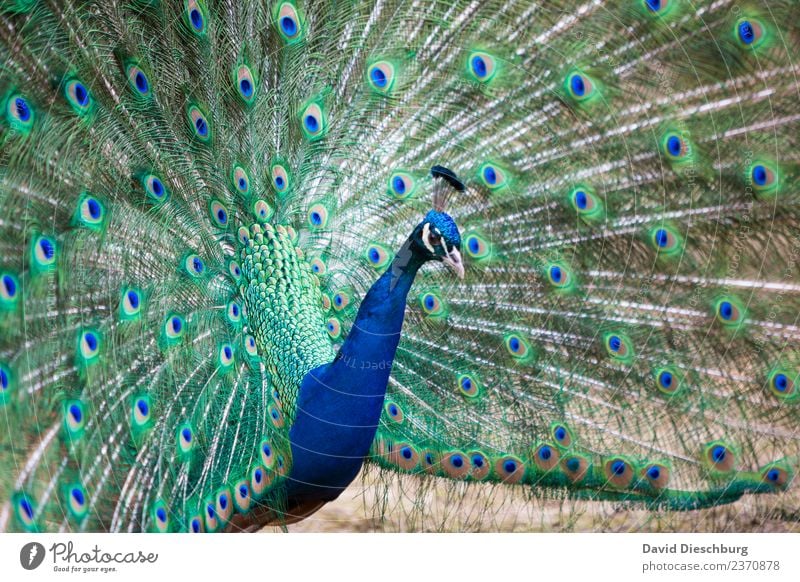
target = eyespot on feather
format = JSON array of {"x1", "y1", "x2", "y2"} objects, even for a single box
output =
[
  {"x1": 367, "y1": 61, "x2": 396, "y2": 93},
  {"x1": 604, "y1": 457, "x2": 635, "y2": 488}
]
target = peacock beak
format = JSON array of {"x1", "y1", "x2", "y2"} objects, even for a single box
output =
[{"x1": 442, "y1": 246, "x2": 465, "y2": 279}]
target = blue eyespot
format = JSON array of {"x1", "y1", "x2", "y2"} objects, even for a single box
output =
[
  {"x1": 604, "y1": 332, "x2": 633, "y2": 362},
  {"x1": 570, "y1": 74, "x2": 585, "y2": 96},
  {"x1": 40, "y1": 239, "x2": 54, "y2": 259},
  {"x1": 300, "y1": 102, "x2": 325, "y2": 139},
  {"x1": 667, "y1": 135, "x2": 681, "y2": 157},
  {"x1": 304, "y1": 114, "x2": 318, "y2": 132},
  {"x1": 768, "y1": 369, "x2": 800, "y2": 402},
  {"x1": 385, "y1": 401, "x2": 404, "y2": 423},
  {"x1": 65, "y1": 79, "x2": 92, "y2": 114},
  {"x1": 387, "y1": 171, "x2": 417, "y2": 199},
  {"x1": 209, "y1": 200, "x2": 228, "y2": 226},
  {"x1": 366, "y1": 61, "x2": 396, "y2": 93},
  {"x1": 466, "y1": 51, "x2": 497, "y2": 83},
  {"x1": 135, "y1": 72, "x2": 148, "y2": 93},
  {"x1": 78, "y1": 330, "x2": 101, "y2": 363},
  {"x1": 143, "y1": 174, "x2": 168, "y2": 203},
  {"x1": 478, "y1": 162, "x2": 507, "y2": 190},
  {"x1": 458, "y1": 374, "x2": 480, "y2": 398},
  {"x1": 603, "y1": 457, "x2": 635, "y2": 486},
  {"x1": 184, "y1": 0, "x2": 207, "y2": 34},
  {"x1": 86, "y1": 199, "x2": 100, "y2": 219},
  {"x1": 75, "y1": 84, "x2": 87, "y2": 105},
  {"x1": 505, "y1": 333, "x2": 532, "y2": 361},
  {"x1": 14, "y1": 97, "x2": 30, "y2": 121},
  {"x1": 163, "y1": 314, "x2": 186, "y2": 345},
  {"x1": 126, "y1": 63, "x2": 151, "y2": 97},
  {"x1": 365, "y1": 243, "x2": 392, "y2": 268},
  {"x1": 471, "y1": 55, "x2": 487, "y2": 78},
  {"x1": 281, "y1": 16, "x2": 296, "y2": 36},
  {"x1": 565, "y1": 71, "x2": 596, "y2": 102},
  {"x1": 661, "y1": 132, "x2": 691, "y2": 162},
  {"x1": 188, "y1": 105, "x2": 211, "y2": 141},
  {"x1": 752, "y1": 164, "x2": 767, "y2": 185},
  {"x1": 1, "y1": 274, "x2": 17, "y2": 302},
  {"x1": 647, "y1": 466, "x2": 661, "y2": 480},
  {"x1": 275, "y1": 2, "x2": 303, "y2": 42},
  {"x1": 740, "y1": 17, "x2": 767, "y2": 49},
  {"x1": 371, "y1": 67, "x2": 387, "y2": 88},
  {"x1": 16, "y1": 98, "x2": 29, "y2": 122},
  {"x1": 504, "y1": 460, "x2": 517, "y2": 474},
  {"x1": 575, "y1": 190, "x2": 587, "y2": 209}
]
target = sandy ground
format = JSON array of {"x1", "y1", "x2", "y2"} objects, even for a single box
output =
[{"x1": 262, "y1": 467, "x2": 800, "y2": 533}]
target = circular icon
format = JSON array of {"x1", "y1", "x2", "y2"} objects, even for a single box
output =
[{"x1": 20, "y1": 542, "x2": 46, "y2": 570}]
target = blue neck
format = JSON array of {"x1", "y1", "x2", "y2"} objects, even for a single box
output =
[
  {"x1": 333, "y1": 239, "x2": 424, "y2": 380},
  {"x1": 285, "y1": 240, "x2": 425, "y2": 503}
]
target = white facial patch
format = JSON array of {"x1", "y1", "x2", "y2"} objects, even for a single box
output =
[{"x1": 421, "y1": 222, "x2": 437, "y2": 254}]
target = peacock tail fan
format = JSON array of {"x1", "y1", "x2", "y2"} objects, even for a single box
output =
[{"x1": 1, "y1": 0, "x2": 799, "y2": 532}]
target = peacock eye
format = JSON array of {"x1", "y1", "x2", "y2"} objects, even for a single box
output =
[{"x1": 429, "y1": 232, "x2": 442, "y2": 246}]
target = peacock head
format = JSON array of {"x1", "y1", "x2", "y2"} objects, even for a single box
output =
[
  {"x1": 409, "y1": 210, "x2": 464, "y2": 278},
  {"x1": 406, "y1": 166, "x2": 465, "y2": 278}
]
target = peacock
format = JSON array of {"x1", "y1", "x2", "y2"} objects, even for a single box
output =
[{"x1": 1, "y1": 0, "x2": 799, "y2": 534}]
